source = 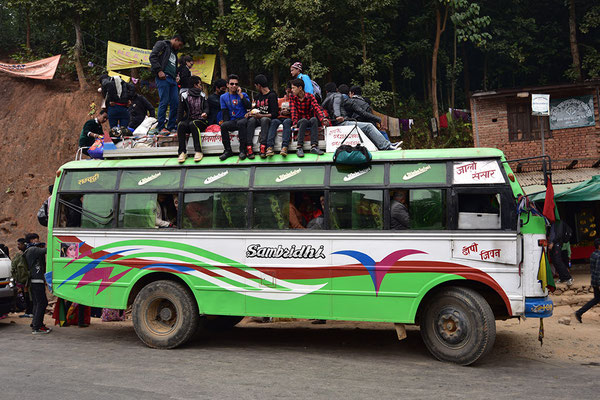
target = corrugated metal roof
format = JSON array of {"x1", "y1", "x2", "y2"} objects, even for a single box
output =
[{"x1": 516, "y1": 168, "x2": 600, "y2": 187}]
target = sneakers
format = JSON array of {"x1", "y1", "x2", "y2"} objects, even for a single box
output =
[
  {"x1": 559, "y1": 278, "x2": 574, "y2": 286},
  {"x1": 178, "y1": 153, "x2": 187, "y2": 163},
  {"x1": 266, "y1": 147, "x2": 275, "y2": 157},
  {"x1": 19, "y1": 313, "x2": 33, "y2": 318},
  {"x1": 239, "y1": 152, "x2": 247, "y2": 160},
  {"x1": 219, "y1": 149, "x2": 234, "y2": 161},
  {"x1": 194, "y1": 152, "x2": 203, "y2": 162},
  {"x1": 297, "y1": 146, "x2": 304, "y2": 158},
  {"x1": 280, "y1": 147, "x2": 288, "y2": 157},
  {"x1": 170, "y1": 129, "x2": 178, "y2": 135},
  {"x1": 260, "y1": 144, "x2": 267, "y2": 159},
  {"x1": 159, "y1": 128, "x2": 170, "y2": 135},
  {"x1": 32, "y1": 326, "x2": 52, "y2": 335},
  {"x1": 574, "y1": 312, "x2": 582, "y2": 323},
  {"x1": 246, "y1": 145, "x2": 255, "y2": 159},
  {"x1": 310, "y1": 146, "x2": 324, "y2": 155},
  {"x1": 390, "y1": 141, "x2": 403, "y2": 150}
]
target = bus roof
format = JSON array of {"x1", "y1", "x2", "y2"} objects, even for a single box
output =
[{"x1": 60, "y1": 147, "x2": 506, "y2": 170}]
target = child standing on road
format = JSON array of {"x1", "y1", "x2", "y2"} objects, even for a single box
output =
[{"x1": 575, "y1": 238, "x2": 600, "y2": 323}]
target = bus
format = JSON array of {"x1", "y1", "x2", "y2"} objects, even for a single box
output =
[{"x1": 46, "y1": 148, "x2": 553, "y2": 365}]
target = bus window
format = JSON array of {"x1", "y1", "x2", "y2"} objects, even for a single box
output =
[
  {"x1": 56, "y1": 193, "x2": 114, "y2": 229},
  {"x1": 253, "y1": 191, "x2": 325, "y2": 230},
  {"x1": 409, "y1": 189, "x2": 446, "y2": 230},
  {"x1": 119, "y1": 170, "x2": 181, "y2": 190},
  {"x1": 118, "y1": 193, "x2": 177, "y2": 229},
  {"x1": 60, "y1": 170, "x2": 118, "y2": 191},
  {"x1": 254, "y1": 166, "x2": 325, "y2": 187},
  {"x1": 329, "y1": 190, "x2": 383, "y2": 230},
  {"x1": 330, "y1": 165, "x2": 384, "y2": 186},
  {"x1": 457, "y1": 192, "x2": 501, "y2": 229},
  {"x1": 181, "y1": 193, "x2": 213, "y2": 229},
  {"x1": 181, "y1": 192, "x2": 248, "y2": 229},
  {"x1": 184, "y1": 168, "x2": 250, "y2": 189}
]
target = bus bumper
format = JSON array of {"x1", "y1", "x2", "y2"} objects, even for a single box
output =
[{"x1": 524, "y1": 297, "x2": 554, "y2": 318}]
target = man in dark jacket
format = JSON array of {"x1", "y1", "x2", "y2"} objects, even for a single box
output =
[
  {"x1": 128, "y1": 90, "x2": 155, "y2": 131},
  {"x1": 248, "y1": 74, "x2": 279, "y2": 158},
  {"x1": 176, "y1": 76, "x2": 208, "y2": 163},
  {"x1": 207, "y1": 79, "x2": 227, "y2": 125},
  {"x1": 100, "y1": 75, "x2": 134, "y2": 129},
  {"x1": 24, "y1": 241, "x2": 51, "y2": 334},
  {"x1": 149, "y1": 34, "x2": 185, "y2": 134},
  {"x1": 79, "y1": 110, "x2": 108, "y2": 155},
  {"x1": 575, "y1": 237, "x2": 600, "y2": 322},
  {"x1": 177, "y1": 55, "x2": 194, "y2": 91},
  {"x1": 343, "y1": 85, "x2": 398, "y2": 150}
]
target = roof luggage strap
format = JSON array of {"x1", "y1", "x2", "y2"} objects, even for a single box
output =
[{"x1": 502, "y1": 155, "x2": 552, "y2": 185}]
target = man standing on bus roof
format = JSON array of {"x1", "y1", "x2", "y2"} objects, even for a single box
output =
[
  {"x1": 575, "y1": 237, "x2": 600, "y2": 323},
  {"x1": 248, "y1": 74, "x2": 279, "y2": 158},
  {"x1": 219, "y1": 74, "x2": 252, "y2": 161},
  {"x1": 289, "y1": 78, "x2": 328, "y2": 157},
  {"x1": 290, "y1": 62, "x2": 314, "y2": 95},
  {"x1": 149, "y1": 34, "x2": 185, "y2": 134},
  {"x1": 79, "y1": 110, "x2": 108, "y2": 156}
]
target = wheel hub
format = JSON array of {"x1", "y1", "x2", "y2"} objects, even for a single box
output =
[
  {"x1": 159, "y1": 307, "x2": 173, "y2": 321},
  {"x1": 436, "y1": 309, "x2": 468, "y2": 345}
]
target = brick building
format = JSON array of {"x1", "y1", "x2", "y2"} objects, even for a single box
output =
[{"x1": 470, "y1": 81, "x2": 600, "y2": 169}]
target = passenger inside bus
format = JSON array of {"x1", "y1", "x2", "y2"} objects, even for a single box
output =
[
  {"x1": 155, "y1": 194, "x2": 177, "y2": 228},
  {"x1": 390, "y1": 190, "x2": 410, "y2": 230},
  {"x1": 176, "y1": 194, "x2": 213, "y2": 229}
]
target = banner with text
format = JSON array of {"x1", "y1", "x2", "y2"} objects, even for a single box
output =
[
  {"x1": 0, "y1": 55, "x2": 61, "y2": 80},
  {"x1": 325, "y1": 125, "x2": 378, "y2": 153},
  {"x1": 190, "y1": 54, "x2": 217, "y2": 84},
  {"x1": 106, "y1": 41, "x2": 151, "y2": 70}
]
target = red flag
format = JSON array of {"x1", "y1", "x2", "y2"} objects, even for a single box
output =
[{"x1": 543, "y1": 180, "x2": 555, "y2": 222}]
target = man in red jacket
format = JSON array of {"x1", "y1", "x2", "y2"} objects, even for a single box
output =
[{"x1": 289, "y1": 78, "x2": 328, "y2": 157}]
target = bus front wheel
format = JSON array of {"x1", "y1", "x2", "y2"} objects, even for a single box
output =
[
  {"x1": 420, "y1": 287, "x2": 496, "y2": 365},
  {"x1": 132, "y1": 280, "x2": 199, "y2": 349}
]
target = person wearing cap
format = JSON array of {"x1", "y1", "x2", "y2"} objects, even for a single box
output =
[
  {"x1": 248, "y1": 74, "x2": 279, "y2": 158},
  {"x1": 149, "y1": 34, "x2": 185, "y2": 134},
  {"x1": 290, "y1": 62, "x2": 314, "y2": 95}
]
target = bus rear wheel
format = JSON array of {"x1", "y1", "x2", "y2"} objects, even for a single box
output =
[
  {"x1": 132, "y1": 280, "x2": 199, "y2": 349},
  {"x1": 420, "y1": 287, "x2": 496, "y2": 365}
]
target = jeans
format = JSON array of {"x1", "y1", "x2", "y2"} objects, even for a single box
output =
[
  {"x1": 341, "y1": 121, "x2": 392, "y2": 150},
  {"x1": 297, "y1": 117, "x2": 319, "y2": 146},
  {"x1": 107, "y1": 104, "x2": 130, "y2": 129},
  {"x1": 269, "y1": 118, "x2": 292, "y2": 147},
  {"x1": 551, "y1": 245, "x2": 571, "y2": 281},
  {"x1": 247, "y1": 117, "x2": 271, "y2": 146},
  {"x1": 221, "y1": 118, "x2": 250, "y2": 151},
  {"x1": 156, "y1": 75, "x2": 179, "y2": 131},
  {"x1": 178, "y1": 119, "x2": 207, "y2": 154},
  {"x1": 576, "y1": 285, "x2": 600, "y2": 316},
  {"x1": 31, "y1": 283, "x2": 47, "y2": 330}
]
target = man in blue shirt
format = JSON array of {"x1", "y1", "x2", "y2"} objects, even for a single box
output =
[
  {"x1": 575, "y1": 237, "x2": 600, "y2": 322},
  {"x1": 290, "y1": 62, "x2": 314, "y2": 95},
  {"x1": 149, "y1": 34, "x2": 185, "y2": 134},
  {"x1": 219, "y1": 74, "x2": 252, "y2": 161}
]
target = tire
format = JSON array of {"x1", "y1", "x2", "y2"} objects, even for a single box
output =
[
  {"x1": 199, "y1": 315, "x2": 244, "y2": 331},
  {"x1": 420, "y1": 287, "x2": 496, "y2": 365},
  {"x1": 132, "y1": 280, "x2": 199, "y2": 349}
]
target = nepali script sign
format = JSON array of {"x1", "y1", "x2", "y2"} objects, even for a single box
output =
[
  {"x1": 325, "y1": 125, "x2": 378, "y2": 153},
  {"x1": 452, "y1": 160, "x2": 505, "y2": 184},
  {"x1": 0, "y1": 55, "x2": 61, "y2": 80},
  {"x1": 452, "y1": 240, "x2": 517, "y2": 265}
]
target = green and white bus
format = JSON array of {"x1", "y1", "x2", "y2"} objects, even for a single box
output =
[{"x1": 46, "y1": 148, "x2": 553, "y2": 365}]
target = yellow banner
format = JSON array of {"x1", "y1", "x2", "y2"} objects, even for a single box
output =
[
  {"x1": 190, "y1": 54, "x2": 216, "y2": 84},
  {"x1": 107, "y1": 70, "x2": 131, "y2": 82},
  {"x1": 106, "y1": 41, "x2": 151, "y2": 70}
]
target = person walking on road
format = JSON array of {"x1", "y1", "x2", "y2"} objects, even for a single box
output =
[
  {"x1": 24, "y1": 240, "x2": 51, "y2": 334},
  {"x1": 575, "y1": 238, "x2": 600, "y2": 323}
]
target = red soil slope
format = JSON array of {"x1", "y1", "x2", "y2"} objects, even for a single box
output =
[{"x1": 0, "y1": 74, "x2": 102, "y2": 254}]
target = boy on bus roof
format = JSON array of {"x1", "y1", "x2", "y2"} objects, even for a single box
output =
[
  {"x1": 289, "y1": 78, "x2": 328, "y2": 157},
  {"x1": 219, "y1": 74, "x2": 252, "y2": 161}
]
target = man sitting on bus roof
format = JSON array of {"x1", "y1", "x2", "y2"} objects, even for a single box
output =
[
  {"x1": 176, "y1": 76, "x2": 208, "y2": 163},
  {"x1": 248, "y1": 74, "x2": 279, "y2": 158},
  {"x1": 343, "y1": 85, "x2": 398, "y2": 150},
  {"x1": 219, "y1": 74, "x2": 252, "y2": 161},
  {"x1": 289, "y1": 78, "x2": 328, "y2": 157},
  {"x1": 269, "y1": 81, "x2": 294, "y2": 157},
  {"x1": 78, "y1": 110, "x2": 108, "y2": 156}
]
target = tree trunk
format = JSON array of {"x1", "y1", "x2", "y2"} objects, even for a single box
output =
[
  {"x1": 424, "y1": 57, "x2": 431, "y2": 101},
  {"x1": 129, "y1": 0, "x2": 141, "y2": 78},
  {"x1": 25, "y1": 5, "x2": 31, "y2": 49},
  {"x1": 73, "y1": 17, "x2": 89, "y2": 91},
  {"x1": 462, "y1": 45, "x2": 470, "y2": 105},
  {"x1": 218, "y1": 0, "x2": 227, "y2": 79},
  {"x1": 273, "y1": 64, "x2": 280, "y2": 95},
  {"x1": 360, "y1": 13, "x2": 368, "y2": 84},
  {"x1": 431, "y1": 5, "x2": 448, "y2": 124},
  {"x1": 145, "y1": 20, "x2": 151, "y2": 49},
  {"x1": 568, "y1": 0, "x2": 583, "y2": 82}
]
